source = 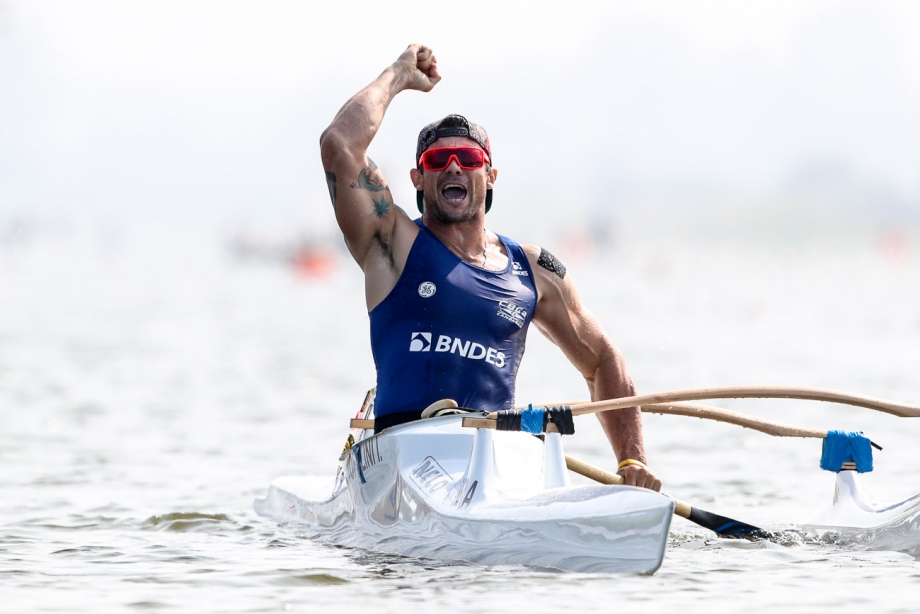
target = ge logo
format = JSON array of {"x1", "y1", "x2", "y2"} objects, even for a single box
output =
[{"x1": 418, "y1": 281, "x2": 436, "y2": 298}]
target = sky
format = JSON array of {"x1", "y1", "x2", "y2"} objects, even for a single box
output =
[{"x1": 2, "y1": 1, "x2": 919, "y2": 249}]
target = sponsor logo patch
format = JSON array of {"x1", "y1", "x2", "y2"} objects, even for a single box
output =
[
  {"x1": 418, "y1": 281, "x2": 436, "y2": 298},
  {"x1": 497, "y1": 300, "x2": 527, "y2": 328},
  {"x1": 408, "y1": 333, "x2": 506, "y2": 367},
  {"x1": 511, "y1": 261, "x2": 529, "y2": 276}
]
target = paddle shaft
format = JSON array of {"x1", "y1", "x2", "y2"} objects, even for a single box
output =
[
  {"x1": 565, "y1": 456, "x2": 690, "y2": 516},
  {"x1": 564, "y1": 455, "x2": 771, "y2": 539}
]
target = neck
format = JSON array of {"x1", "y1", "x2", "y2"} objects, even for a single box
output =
[
  {"x1": 421, "y1": 214, "x2": 507, "y2": 270},
  {"x1": 425, "y1": 219, "x2": 486, "y2": 261}
]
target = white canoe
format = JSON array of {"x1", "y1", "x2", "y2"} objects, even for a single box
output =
[{"x1": 254, "y1": 414, "x2": 675, "y2": 573}]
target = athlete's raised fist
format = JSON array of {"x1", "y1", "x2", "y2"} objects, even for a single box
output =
[{"x1": 393, "y1": 44, "x2": 441, "y2": 92}]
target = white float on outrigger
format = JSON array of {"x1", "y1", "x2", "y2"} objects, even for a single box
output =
[
  {"x1": 578, "y1": 386, "x2": 920, "y2": 544},
  {"x1": 804, "y1": 432, "x2": 920, "y2": 540}
]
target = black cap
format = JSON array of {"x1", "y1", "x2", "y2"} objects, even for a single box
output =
[{"x1": 416, "y1": 114, "x2": 491, "y2": 164}]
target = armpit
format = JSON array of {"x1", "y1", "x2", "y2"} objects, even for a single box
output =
[
  {"x1": 325, "y1": 171, "x2": 337, "y2": 209},
  {"x1": 537, "y1": 248, "x2": 566, "y2": 279}
]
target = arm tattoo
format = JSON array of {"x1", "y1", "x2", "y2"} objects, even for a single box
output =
[
  {"x1": 537, "y1": 248, "x2": 567, "y2": 279},
  {"x1": 324, "y1": 171, "x2": 337, "y2": 210},
  {"x1": 350, "y1": 158, "x2": 387, "y2": 192},
  {"x1": 371, "y1": 194, "x2": 392, "y2": 218}
]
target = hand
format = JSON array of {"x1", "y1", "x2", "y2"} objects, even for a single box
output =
[
  {"x1": 393, "y1": 44, "x2": 441, "y2": 92},
  {"x1": 618, "y1": 463, "x2": 662, "y2": 492}
]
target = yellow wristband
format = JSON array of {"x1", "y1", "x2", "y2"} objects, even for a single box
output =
[{"x1": 617, "y1": 458, "x2": 648, "y2": 471}]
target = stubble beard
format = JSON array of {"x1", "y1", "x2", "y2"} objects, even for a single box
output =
[{"x1": 424, "y1": 192, "x2": 480, "y2": 225}]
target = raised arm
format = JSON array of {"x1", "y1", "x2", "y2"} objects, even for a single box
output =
[
  {"x1": 319, "y1": 45, "x2": 440, "y2": 298},
  {"x1": 525, "y1": 246, "x2": 661, "y2": 491}
]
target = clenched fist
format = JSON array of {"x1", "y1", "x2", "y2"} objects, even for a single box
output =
[{"x1": 393, "y1": 44, "x2": 441, "y2": 92}]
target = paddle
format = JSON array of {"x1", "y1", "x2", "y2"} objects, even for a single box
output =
[{"x1": 564, "y1": 455, "x2": 772, "y2": 539}]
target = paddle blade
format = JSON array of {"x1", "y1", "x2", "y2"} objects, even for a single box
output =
[{"x1": 685, "y1": 505, "x2": 772, "y2": 539}]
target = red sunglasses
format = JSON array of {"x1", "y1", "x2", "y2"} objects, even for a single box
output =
[{"x1": 418, "y1": 147, "x2": 491, "y2": 171}]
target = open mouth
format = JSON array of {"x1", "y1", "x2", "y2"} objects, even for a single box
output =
[{"x1": 440, "y1": 184, "x2": 468, "y2": 203}]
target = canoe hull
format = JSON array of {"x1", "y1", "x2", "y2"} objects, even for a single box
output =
[{"x1": 255, "y1": 416, "x2": 674, "y2": 573}]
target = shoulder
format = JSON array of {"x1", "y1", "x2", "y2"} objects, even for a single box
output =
[
  {"x1": 522, "y1": 244, "x2": 569, "y2": 281},
  {"x1": 520, "y1": 244, "x2": 574, "y2": 304}
]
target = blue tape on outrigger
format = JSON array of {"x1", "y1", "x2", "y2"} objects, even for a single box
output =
[
  {"x1": 820, "y1": 430, "x2": 873, "y2": 473},
  {"x1": 520, "y1": 404, "x2": 545, "y2": 434}
]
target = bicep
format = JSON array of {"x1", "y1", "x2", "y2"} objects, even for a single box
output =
[
  {"x1": 534, "y1": 307, "x2": 611, "y2": 382},
  {"x1": 529, "y1": 260, "x2": 611, "y2": 379}
]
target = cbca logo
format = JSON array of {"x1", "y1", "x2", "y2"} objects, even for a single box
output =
[
  {"x1": 418, "y1": 282, "x2": 436, "y2": 298},
  {"x1": 497, "y1": 300, "x2": 527, "y2": 328},
  {"x1": 409, "y1": 332, "x2": 432, "y2": 352}
]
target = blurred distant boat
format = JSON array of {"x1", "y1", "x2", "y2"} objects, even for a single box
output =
[
  {"x1": 290, "y1": 246, "x2": 337, "y2": 277},
  {"x1": 228, "y1": 231, "x2": 339, "y2": 278}
]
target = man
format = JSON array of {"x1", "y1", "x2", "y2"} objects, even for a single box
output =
[{"x1": 320, "y1": 44, "x2": 661, "y2": 491}]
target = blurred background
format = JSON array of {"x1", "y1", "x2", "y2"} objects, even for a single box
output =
[{"x1": 2, "y1": 0, "x2": 918, "y2": 261}]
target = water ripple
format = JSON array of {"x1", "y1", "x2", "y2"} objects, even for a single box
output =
[{"x1": 142, "y1": 512, "x2": 237, "y2": 533}]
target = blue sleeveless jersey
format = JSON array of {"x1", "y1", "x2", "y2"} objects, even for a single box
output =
[{"x1": 369, "y1": 220, "x2": 537, "y2": 418}]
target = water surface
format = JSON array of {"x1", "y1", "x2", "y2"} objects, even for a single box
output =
[{"x1": 3, "y1": 238, "x2": 920, "y2": 612}]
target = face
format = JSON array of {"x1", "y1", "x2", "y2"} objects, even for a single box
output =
[{"x1": 410, "y1": 136, "x2": 498, "y2": 224}]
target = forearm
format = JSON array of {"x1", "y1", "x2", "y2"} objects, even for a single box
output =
[
  {"x1": 589, "y1": 349, "x2": 647, "y2": 464},
  {"x1": 320, "y1": 65, "x2": 406, "y2": 161}
]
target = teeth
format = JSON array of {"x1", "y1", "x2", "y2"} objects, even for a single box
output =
[{"x1": 440, "y1": 183, "x2": 468, "y2": 202}]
